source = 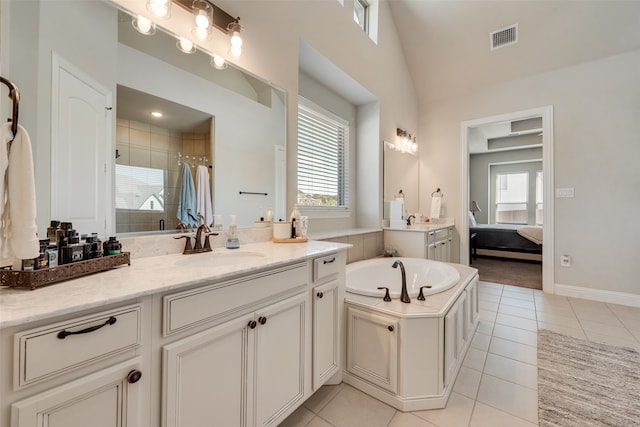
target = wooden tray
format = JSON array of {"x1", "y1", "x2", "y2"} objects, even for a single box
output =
[
  {"x1": 0, "y1": 252, "x2": 131, "y2": 290},
  {"x1": 272, "y1": 238, "x2": 308, "y2": 243}
]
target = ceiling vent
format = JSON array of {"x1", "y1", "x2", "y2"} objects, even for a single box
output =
[{"x1": 490, "y1": 24, "x2": 518, "y2": 50}]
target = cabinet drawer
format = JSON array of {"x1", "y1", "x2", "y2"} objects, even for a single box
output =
[
  {"x1": 427, "y1": 227, "x2": 451, "y2": 245},
  {"x1": 15, "y1": 304, "x2": 142, "y2": 389},
  {"x1": 313, "y1": 253, "x2": 340, "y2": 283},
  {"x1": 164, "y1": 263, "x2": 307, "y2": 335}
]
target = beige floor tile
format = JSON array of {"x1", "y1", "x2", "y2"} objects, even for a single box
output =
[
  {"x1": 479, "y1": 300, "x2": 499, "y2": 312},
  {"x1": 470, "y1": 401, "x2": 537, "y2": 427},
  {"x1": 471, "y1": 332, "x2": 491, "y2": 351},
  {"x1": 569, "y1": 299, "x2": 612, "y2": 315},
  {"x1": 629, "y1": 328, "x2": 640, "y2": 342},
  {"x1": 479, "y1": 309, "x2": 497, "y2": 323},
  {"x1": 279, "y1": 405, "x2": 317, "y2": 427},
  {"x1": 483, "y1": 353, "x2": 537, "y2": 389},
  {"x1": 476, "y1": 375, "x2": 538, "y2": 423},
  {"x1": 413, "y1": 392, "x2": 475, "y2": 427},
  {"x1": 453, "y1": 366, "x2": 482, "y2": 399},
  {"x1": 478, "y1": 293, "x2": 501, "y2": 304},
  {"x1": 303, "y1": 384, "x2": 344, "y2": 414},
  {"x1": 318, "y1": 385, "x2": 395, "y2": 427},
  {"x1": 495, "y1": 313, "x2": 538, "y2": 332},
  {"x1": 478, "y1": 287, "x2": 503, "y2": 297},
  {"x1": 479, "y1": 281, "x2": 504, "y2": 290},
  {"x1": 502, "y1": 285, "x2": 534, "y2": 295},
  {"x1": 477, "y1": 321, "x2": 494, "y2": 336},
  {"x1": 499, "y1": 297, "x2": 535, "y2": 311},
  {"x1": 535, "y1": 311, "x2": 581, "y2": 329},
  {"x1": 497, "y1": 304, "x2": 537, "y2": 320},
  {"x1": 489, "y1": 337, "x2": 537, "y2": 365},
  {"x1": 575, "y1": 310, "x2": 624, "y2": 327},
  {"x1": 537, "y1": 321, "x2": 586, "y2": 340},
  {"x1": 463, "y1": 348, "x2": 488, "y2": 371},
  {"x1": 580, "y1": 320, "x2": 636, "y2": 340},
  {"x1": 607, "y1": 303, "x2": 640, "y2": 318},
  {"x1": 534, "y1": 300, "x2": 574, "y2": 314},
  {"x1": 534, "y1": 294, "x2": 571, "y2": 307},
  {"x1": 307, "y1": 416, "x2": 334, "y2": 427},
  {"x1": 492, "y1": 324, "x2": 537, "y2": 347},
  {"x1": 617, "y1": 316, "x2": 640, "y2": 331},
  {"x1": 501, "y1": 290, "x2": 534, "y2": 302},
  {"x1": 388, "y1": 412, "x2": 437, "y2": 427}
]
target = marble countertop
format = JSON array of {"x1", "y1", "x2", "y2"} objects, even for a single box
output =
[
  {"x1": 384, "y1": 219, "x2": 455, "y2": 232},
  {"x1": 0, "y1": 240, "x2": 350, "y2": 329}
]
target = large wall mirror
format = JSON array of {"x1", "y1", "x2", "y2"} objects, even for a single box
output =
[
  {"x1": 383, "y1": 141, "x2": 419, "y2": 220},
  {"x1": 2, "y1": 0, "x2": 286, "y2": 235}
]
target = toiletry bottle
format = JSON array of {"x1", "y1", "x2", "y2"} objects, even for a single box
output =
[
  {"x1": 290, "y1": 205, "x2": 301, "y2": 238},
  {"x1": 103, "y1": 237, "x2": 122, "y2": 256},
  {"x1": 291, "y1": 218, "x2": 297, "y2": 239},
  {"x1": 47, "y1": 221, "x2": 60, "y2": 241},
  {"x1": 226, "y1": 215, "x2": 240, "y2": 249}
]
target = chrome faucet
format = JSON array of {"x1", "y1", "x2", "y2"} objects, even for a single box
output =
[{"x1": 392, "y1": 260, "x2": 411, "y2": 303}]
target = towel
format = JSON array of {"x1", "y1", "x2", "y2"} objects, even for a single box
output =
[
  {"x1": 195, "y1": 165, "x2": 213, "y2": 227},
  {"x1": 517, "y1": 226, "x2": 543, "y2": 245},
  {"x1": 1, "y1": 123, "x2": 39, "y2": 260},
  {"x1": 430, "y1": 195, "x2": 442, "y2": 219},
  {"x1": 176, "y1": 163, "x2": 198, "y2": 226}
]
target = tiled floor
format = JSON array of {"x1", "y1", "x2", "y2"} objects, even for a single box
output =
[{"x1": 279, "y1": 281, "x2": 640, "y2": 427}]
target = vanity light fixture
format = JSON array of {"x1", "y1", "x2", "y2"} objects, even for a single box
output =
[
  {"x1": 210, "y1": 54, "x2": 227, "y2": 70},
  {"x1": 176, "y1": 36, "x2": 196, "y2": 54},
  {"x1": 393, "y1": 128, "x2": 418, "y2": 155},
  {"x1": 228, "y1": 19, "x2": 243, "y2": 58},
  {"x1": 191, "y1": 0, "x2": 213, "y2": 41},
  {"x1": 147, "y1": 0, "x2": 171, "y2": 19},
  {"x1": 132, "y1": 14, "x2": 156, "y2": 35}
]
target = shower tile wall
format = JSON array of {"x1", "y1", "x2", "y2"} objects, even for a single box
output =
[{"x1": 116, "y1": 118, "x2": 211, "y2": 233}]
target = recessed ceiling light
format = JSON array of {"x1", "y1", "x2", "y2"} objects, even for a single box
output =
[{"x1": 151, "y1": 111, "x2": 163, "y2": 118}]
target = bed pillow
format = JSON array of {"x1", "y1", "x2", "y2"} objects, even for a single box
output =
[{"x1": 468, "y1": 211, "x2": 477, "y2": 227}]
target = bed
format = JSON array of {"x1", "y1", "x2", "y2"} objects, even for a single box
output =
[{"x1": 470, "y1": 223, "x2": 542, "y2": 261}]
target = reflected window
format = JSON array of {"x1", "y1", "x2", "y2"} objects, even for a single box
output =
[
  {"x1": 495, "y1": 172, "x2": 528, "y2": 224},
  {"x1": 115, "y1": 164, "x2": 165, "y2": 212},
  {"x1": 535, "y1": 171, "x2": 543, "y2": 225}
]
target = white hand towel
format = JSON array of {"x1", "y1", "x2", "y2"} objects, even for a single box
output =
[
  {"x1": 1, "y1": 123, "x2": 39, "y2": 260},
  {"x1": 430, "y1": 196, "x2": 442, "y2": 219},
  {"x1": 195, "y1": 165, "x2": 213, "y2": 227}
]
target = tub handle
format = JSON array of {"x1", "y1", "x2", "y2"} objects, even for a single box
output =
[
  {"x1": 377, "y1": 287, "x2": 392, "y2": 302},
  {"x1": 417, "y1": 285, "x2": 432, "y2": 301},
  {"x1": 388, "y1": 325, "x2": 394, "y2": 332}
]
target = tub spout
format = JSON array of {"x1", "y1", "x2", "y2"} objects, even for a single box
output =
[{"x1": 392, "y1": 260, "x2": 411, "y2": 303}]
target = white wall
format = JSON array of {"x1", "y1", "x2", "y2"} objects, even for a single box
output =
[{"x1": 421, "y1": 48, "x2": 640, "y2": 296}]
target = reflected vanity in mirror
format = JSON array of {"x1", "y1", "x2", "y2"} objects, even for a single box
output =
[
  {"x1": 383, "y1": 139, "x2": 419, "y2": 220},
  {"x1": 1, "y1": 0, "x2": 286, "y2": 236}
]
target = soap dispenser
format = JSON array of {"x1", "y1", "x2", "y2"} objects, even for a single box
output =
[{"x1": 226, "y1": 215, "x2": 240, "y2": 249}]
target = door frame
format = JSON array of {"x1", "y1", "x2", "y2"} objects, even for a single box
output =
[{"x1": 460, "y1": 106, "x2": 554, "y2": 293}]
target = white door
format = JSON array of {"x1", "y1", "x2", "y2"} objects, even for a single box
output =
[
  {"x1": 253, "y1": 293, "x2": 307, "y2": 427},
  {"x1": 51, "y1": 54, "x2": 112, "y2": 236},
  {"x1": 312, "y1": 280, "x2": 340, "y2": 390},
  {"x1": 11, "y1": 358, "x2": 142, "y2": 427}
]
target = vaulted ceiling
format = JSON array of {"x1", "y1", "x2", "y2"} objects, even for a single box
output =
[{"x1": 388, "y1": 0, "x2": 640, "y2": 104}]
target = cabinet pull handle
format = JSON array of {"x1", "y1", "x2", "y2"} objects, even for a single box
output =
[
  {"x1": 317, "y1": 292, "x2": 324, "y2": 298},
  {"x1": 248, "y1": 320, "x2": 257, "y2": 329},
  {"x1": 258, "y1": 316, "x2": 267, "y2": 325},
  {"x1": 57, "y1": 316, "x2": 117, "y2": 339},
  {"x1": 388, "y1": 325, "x2": 394, "y2": 332},
  {"x1": 127, "y1": 369, "x2": 142, "y2": 384},
  {"x1": 323, "y1": 257, "x2": 336, "y2": 264}
]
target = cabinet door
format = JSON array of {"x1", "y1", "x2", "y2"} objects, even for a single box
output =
[
  {"x1": 11, "y1": 358, "x2": 142, "y2": 427},
  {"x1": 163, "y1": 314, "x2": 253, "y2": 427},
  {"x1": 444, "y1": 302, "x2": 459, "y2": 387},
  {"x1": 346, "y1": 306, "x2": 398, "y2": 393},
  {"x1": 253, "y1": 293, "x2": 308, "y2": 427},
  {"x1": 467, "y1": 277, "x2": 480, "y2": 328},
  {"x1": 312, "y1": 280, "x2": 340, "y2": 391}
]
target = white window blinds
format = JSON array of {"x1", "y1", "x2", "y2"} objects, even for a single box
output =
[{"x1": 297, "y1": 101, "x2": 349, "y2": 208}]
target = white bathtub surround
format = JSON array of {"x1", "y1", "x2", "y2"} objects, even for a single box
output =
[
  {"x1": 343, "y1": 260, "x2": 479, "y2": 411},
  {"x1": 310, "y1": 228, "x2": 383, "y2": 264}
]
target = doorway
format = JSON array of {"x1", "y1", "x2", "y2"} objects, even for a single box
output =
[{"x1": 460, "y1": 106, "x2": 554, "y2": 293}]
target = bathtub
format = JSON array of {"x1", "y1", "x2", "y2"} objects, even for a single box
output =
[{"x1": 346, "y1": 257, "x2": 460, "y2": 299}]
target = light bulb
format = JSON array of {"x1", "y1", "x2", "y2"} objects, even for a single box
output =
[
  {"x1": 133, "y1": 15, "x2": 155, "y2": 35},
  {"x1": 211, "y1": 54, "x2": 226, "y2": 70},
  {"x1": 193, "y1": 26, "x2": 209, "y2": 41},
  {"x1": 147, "y1": 0, "x2": 170, "y2": 18},
  {"x1": 230, "y1": 45, "x2": 242, "y2": 58},
  {"x1": 177, "y1": 37, "x2": 195, "y2": 53},
  {"x1": 230, "y1": 31, "x2": 243, "y2": 48},
  {"x1": 195, "y1": 11, "x2": 210, "y2": 28}
]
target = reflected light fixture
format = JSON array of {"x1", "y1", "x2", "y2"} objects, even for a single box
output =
[
  {"x1": 151, "y1": 111, "x2": 163, "y2": 118},
  {"x1": 210, "y1": 54, "x2": 227, "y2": 70},
  {"x1": 147, "y1": 0, "x2": 171, "y2": 19},
  {"x1": 228, "y1": 19, "x2": 243, "y2": 58},
  {"x1": 192, "y1": 0, "x2": 213, "y2": 40},
  {"x1": 132, "y1": 15, "x2": 156, "y2": 35},
  {"x1": 176, "y1": 36, "x2": 196, "y2": 54}
]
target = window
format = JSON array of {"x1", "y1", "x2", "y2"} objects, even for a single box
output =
[
  {"x1": 535, "y1": 171, "x2": 543, "y2": 225},
  {"x1": 115, "y1": 164, "x2": 165, "y2": 212},
  {"x1": 297, "y1": 98, "x2": 349, "y2": 209},
  {"x1": 354, "y1": 0, "x2": 369, "y2": 33},
  {"x1": 495, "y1": 172, "x2": 528, "y2": 224}
]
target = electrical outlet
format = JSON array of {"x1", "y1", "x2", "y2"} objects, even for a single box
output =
[
  {"x1": 560, "y1": 254, "x2": 571, "y2": 267},
  {"x1": 556, "y1": 188, "x2": 575, "y2": 198}
]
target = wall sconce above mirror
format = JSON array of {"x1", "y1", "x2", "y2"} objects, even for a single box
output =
[{"x1": 384, "y1": 128, "x2": 418, "y2": 155}]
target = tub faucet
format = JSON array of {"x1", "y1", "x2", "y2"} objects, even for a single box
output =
[{"x1": 392, "y1": 260, "x2": 411, "y2": 303}]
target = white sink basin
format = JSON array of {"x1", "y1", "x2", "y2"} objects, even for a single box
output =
[{"x1": 173, "y1": 251, "x2": 265, "y2": 268}]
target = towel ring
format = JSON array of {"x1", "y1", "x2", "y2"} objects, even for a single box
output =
[{"x1": 431, "y1": 188, "x2": 444, "y2": 198}]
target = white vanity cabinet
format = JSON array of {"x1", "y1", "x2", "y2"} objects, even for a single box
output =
[
  {"x1": 3, "y1": 304, "x2": 147, "y2": 427},
  {"x1": 384, "y1": 226, "x2": 453, "y2": 262}
]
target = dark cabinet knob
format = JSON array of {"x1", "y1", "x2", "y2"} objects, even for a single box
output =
[
  {"x1": 388, "y1": 326, "x2": 394, "y2": 332},
  {"x1": 127, "y1": 369, "x2": 142, "y2": 384},
  {"x1": 258, "y1": 316, "x2": 267, "y2": 325},
  {"x1": 248, "y1": 320, "x2": 257, "y2": 329},
  {"x1": 317, "y1": 292, "x2": 324, "y2": 298}
]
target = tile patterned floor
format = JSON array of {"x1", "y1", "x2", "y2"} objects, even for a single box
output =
[{"x1": 279, "y1": 281, "x2": 640, "y2": 427}]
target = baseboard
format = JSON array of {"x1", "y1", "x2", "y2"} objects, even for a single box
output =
[
  {"x1": 476, "y1": 249, "x2": 542, "y2": 262},
  {"x1": 554, "y1": 283, "x2": 640, "y2": 308}
]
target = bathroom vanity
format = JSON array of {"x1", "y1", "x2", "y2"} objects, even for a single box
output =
[
  {"x1": 384, "y1": 221, "x2": 455, "y2": 262},
  {"x1": 0, "y1": 240, "x2": 348, "y2": 427}
]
